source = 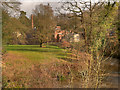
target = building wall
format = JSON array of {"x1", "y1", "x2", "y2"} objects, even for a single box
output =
[
  {"x1": 74, "y1": 34, "x2": 80, "y2": 42},
  {"x1": 54, "y1": 26, "x2": 80, "y2": 42}
]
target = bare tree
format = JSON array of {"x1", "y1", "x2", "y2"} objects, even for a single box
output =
[{"x1": 57, "y1": 0, "x2": 119, "y2": 88}]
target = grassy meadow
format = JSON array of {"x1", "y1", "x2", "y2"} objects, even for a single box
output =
[
  {"x1": 3, "y1": 44, "x2": 85, "y2": 88},
  {"x1": 2, "y1": 44, "x2": 119, "y2": 88},
  {"x1": 5, "y1": 45, "x2": 67, "y2": 63}
]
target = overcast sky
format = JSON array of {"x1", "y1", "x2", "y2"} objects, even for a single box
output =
[
  {"x1": 20, "y1": 2, "x2": 60, "y2": 17},
  {"x1": 20, "y1": 0, "x2": 63, "y2": 17},
  {"x1": 19, "y1": 0, "x2": 108, "y2": 17}
]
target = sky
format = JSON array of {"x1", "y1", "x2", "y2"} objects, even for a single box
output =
[
  {"x1": 19, "y1": 0, "x2": 108, "y2": 17},
  {"x1": 19, "y1": 0, "x2": 65, "y2": 17},
  {"x1": 20, "y1": 1, "x2": 60, "y2": 17}
]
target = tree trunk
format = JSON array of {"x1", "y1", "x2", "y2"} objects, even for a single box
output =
[{"x1": 40, "y1": 42, "x2": 42, "y2": 47}]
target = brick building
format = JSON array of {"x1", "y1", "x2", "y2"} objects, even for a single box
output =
[
  {"x1": 54, "y1": 26, "x2": 80, "y2": 42},
  {"x1": 55, "y1": 26, "x2": 66, "y2": 42}
]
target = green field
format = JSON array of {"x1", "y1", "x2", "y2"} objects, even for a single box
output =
[{"x1": 5, "y1": 45, "x2": 68, "y2": 63}]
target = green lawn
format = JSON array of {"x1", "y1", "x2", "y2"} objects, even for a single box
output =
[{"x1": 5, "y1": 44, "x2": 69, "y2": 63}]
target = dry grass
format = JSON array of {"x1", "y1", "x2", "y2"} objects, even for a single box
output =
[{"x1": 3, "y1": 50, "x2": 89, "y2": 88}]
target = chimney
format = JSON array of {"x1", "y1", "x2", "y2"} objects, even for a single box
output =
[{"x1": 31, "y1": 14, "x2": 34, "y2": 29}]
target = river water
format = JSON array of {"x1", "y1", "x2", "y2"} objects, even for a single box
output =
[
  {"x1": 60, "y1": 57, "x2": 120, "y2": 88},
  {"x1": 100, "y1": 57, "x2": 120, "y2": 88}
]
